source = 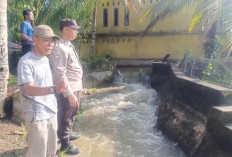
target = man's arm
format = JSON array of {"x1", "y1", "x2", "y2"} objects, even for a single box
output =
[
  {"x1": 21, "y1": 33, "x2": 33, "y2": 43},
  {"x1": 50, "y1": 45, "x2": 74, "y2": 96},
  {"x1": 23, "y1": 82, "x2": 53, "y2": 96},
  {"x1": 50, "y1": 45, "x2": 79, "y2": 109}
]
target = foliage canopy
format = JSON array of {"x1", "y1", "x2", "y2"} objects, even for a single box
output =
[{"x1": 7, "y1": 0, "x2": 94, "y2": 43}]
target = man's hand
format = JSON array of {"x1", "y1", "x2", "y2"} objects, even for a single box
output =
[
  {"x1": 56, "y1": 79, "x2": 67, "y2": 93},
  {"x1": 68, "y1": 94, "x2": 80, "y2": 109}
]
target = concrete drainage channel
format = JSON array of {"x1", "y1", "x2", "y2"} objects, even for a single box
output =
[
  {"x1": 5, "y1": 61, "x2": 232, "y2": 156},
  {"x1": 151, "y1": 62, "x2": 232, "y2": 156}
]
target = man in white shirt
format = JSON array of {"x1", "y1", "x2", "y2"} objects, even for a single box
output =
[{"x1": 17, "y1": 25, "x2": 60, "y2": 157}]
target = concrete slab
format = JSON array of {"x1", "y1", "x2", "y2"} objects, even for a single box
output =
[
  {"x1": 211, "y1": 106, "x2": 232, "y2": 124},
  {"x1": 178, "y1": 75, "x2": 231, "y2": 92},
  {"x1": 225, "y1": 124, "x2": 232, "y2": 131},
  {"x1": 213, "y1": 106, "x2": 232, "y2": 112}
]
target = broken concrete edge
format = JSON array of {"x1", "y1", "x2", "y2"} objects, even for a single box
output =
[
  {"x1": 155, "y1": 95, "x2": 207, "y2": 156},
  {"x1": 81, "y1": 86, "x2": 126, "y2": 98}
]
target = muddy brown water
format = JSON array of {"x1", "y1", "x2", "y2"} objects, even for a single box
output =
[{"x1": 72, "y1": 67, "x2": 186, "y2": 157}]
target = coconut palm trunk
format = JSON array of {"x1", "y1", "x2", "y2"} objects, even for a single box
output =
[
  {"x1": 0, "y1": 0, "x2": 9, "y2": 117},
  {"x1": 89, "y1": 6, "x2": 96, "y2": 58}
]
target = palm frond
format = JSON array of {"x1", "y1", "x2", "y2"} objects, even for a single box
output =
[
  {"x1": 221, "y1": 0, "x2": 232, "y2": 49},
  {"x1": 127, "y1": 0, "x2": 137, "y2": 10},
  {"x1": 196, "y1": 0, "x2": 221, "y2": 35},
  {"x1": 189, "y1": 14, "x2": 202, "y2": 33},
  {"x1": 140, "y1": 4, "x2": 155, "y2": 23},
  {"x1": 144, "y1": 0, "x2": 196, "y2": 35}
]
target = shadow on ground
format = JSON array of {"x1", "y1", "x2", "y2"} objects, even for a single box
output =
[{"x1": 0, "y1": 147, "x2": 27, "y2": 157}]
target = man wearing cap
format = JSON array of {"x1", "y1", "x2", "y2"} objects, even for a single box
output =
[
  {"x1": 50, "y1": 19, "x2": 82, "y2": 155},
  {"x1": 17, "y1": 25, "x2": 60, "y2": 157}
]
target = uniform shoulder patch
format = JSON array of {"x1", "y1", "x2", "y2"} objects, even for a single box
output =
[{"x1": 55, "y1": 55, "x2": 60, "y2": 60}]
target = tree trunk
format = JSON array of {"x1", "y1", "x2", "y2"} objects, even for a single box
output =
[
  {"x1": 204, "y1": 22, "x2": 217, "y2": 59},
  {"x1": 0, "y1": 0, "x2": 9, "y2": 117},
  {"x1": 89, "y1": 6, "x2": 96, "y2": 58}
]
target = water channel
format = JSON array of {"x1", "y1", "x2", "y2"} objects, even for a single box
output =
[{"x1": 72, "y1": 67, "x2": 186, "y2": 157}]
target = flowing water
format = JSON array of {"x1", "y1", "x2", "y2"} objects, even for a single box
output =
[{"x1": 72, "y1": 67, "x2": 186, "y2": 157}]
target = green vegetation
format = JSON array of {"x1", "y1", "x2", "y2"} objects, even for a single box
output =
[
  {"x1": 8, "y1": 74, "x2": 17, "y2": 86},
  {"x1": 14, "y1": 149, "x2": 25, "y2": 157},
  {"x1": 202, "y1": 65, "x2": 232, "y2": 88},
  {"x1": 181, "y1": 56, "x2": 232, "y2": 88},
  {"x1": 200, "y1": 59, "x2": 232, "y2": 88},
  {"x1": 204, "y1": 36, "x2": 222, "y2": 59},
  {"x1": 75, "y1": 109, "x2": 84, "y2": 121},
  {"x1": 59, "y1": 149, "x2": 67, "y2": 157},
  {"x1": 202, "y1": 63, "x2": 213, "y2": 76},
  {"x1": 81, "y1": 57, "x2": 109, "y2": 65},
  {"x1": 20, "y1": 122, "x2": 27, "y2": 138},
  {"x1": 7, "y1": 0, "x2": 93, "y2": 43}
]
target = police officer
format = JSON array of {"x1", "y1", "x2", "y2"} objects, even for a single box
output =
[{"x1": 50, "y1": 19, "x2": 82, "y2": 155}]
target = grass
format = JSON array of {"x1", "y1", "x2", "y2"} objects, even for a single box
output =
[
  {"x1": 81, "y1": 57, "x2": 109, "y2": 65},
  {"x1": 75, "y1": 109, "x2": 84, "y2": 120},
  {"x1": 20, "y1": 122, "x2": 27, "y2": 138},
  {"x1": 59, "y1": 149, "x2": 67, "y2": 157}
]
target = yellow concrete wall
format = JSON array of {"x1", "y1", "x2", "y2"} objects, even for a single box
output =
[
  {"x1": 79, "y1": 0, "x2": 204, "y2": 59},
  {"x1": 97, "y1": 0, "x2": 197, "y2": 33},
  {"x1": 95, "y1": 34, "x2": 203, "y2": 59},
  {"x1": 79, "y1": 39, "x2": 91, "y2": 58}
]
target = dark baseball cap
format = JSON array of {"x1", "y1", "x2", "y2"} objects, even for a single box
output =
[
  {"x1": 60, "y1": 19, "x2": 81, "y2": 30},
  {"x1": 34, "y1": 25, "x2": 60, "y2": 40}
]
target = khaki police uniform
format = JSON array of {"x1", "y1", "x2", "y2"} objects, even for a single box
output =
[{"x1": 50, "y1": 39, "x2": 83, "y2": 147}]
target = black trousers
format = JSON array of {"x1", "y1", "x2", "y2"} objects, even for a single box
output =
[
  {"x1": 22, "y1": 44, "x2": 34, "y2": 55},
  {"x1": 56, "y1": 92, "x2": 81, "y2": 146}
]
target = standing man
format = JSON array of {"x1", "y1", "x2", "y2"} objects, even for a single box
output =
[
  {"x1": 50, "y1": 19, "x2": 82, "y2": 155},
  {"x1": 21, "y1": 9, "x2": 34, "y2": 55},
  {"x1": 17, "y1": 25, "x2": 60, "y2": 157}
]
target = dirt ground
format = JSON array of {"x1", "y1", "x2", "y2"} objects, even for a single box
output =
[
  {"x1": 0, "y1": 119, "x2": 27, "y2": 157},
  {"x1": 0, "y1": 85, "x2": 27, "y2": 157}
]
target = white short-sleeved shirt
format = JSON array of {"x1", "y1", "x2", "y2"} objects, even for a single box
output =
[{"x1": 17, "y1": 52, "x2": 57, "y2": 121}]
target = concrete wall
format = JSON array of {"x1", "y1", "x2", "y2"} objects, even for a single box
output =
[
  {"x1": 97, "y1": 0, "x2": 197, "y2": 33},
  {"x1": 94, "y1": 34, "x2": 203, "y2": 59},
  {"x1": 79, "y1": 0, "x2": 204, "y2": 59},
  {"x1": 79, "y1": 40, "x2": 91, "y2": 58},
  {"x1": 151, "y1": 63, "x2": 232, "y2": 156}
]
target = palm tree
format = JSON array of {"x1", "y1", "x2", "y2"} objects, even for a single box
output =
[
  {"x1": 0, "y1": 0, "x2": 9, "y2": 116},
  {"x1": 88, "y1": 0, "x2": 97, "y2": 58},
  {"x1": 143, "y1": 0, "x2": 232, "y2": 58}
]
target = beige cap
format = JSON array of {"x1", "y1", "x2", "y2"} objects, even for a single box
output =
[{"x1": 34, "y1": 25, "x2": 60, "y2": 40}]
